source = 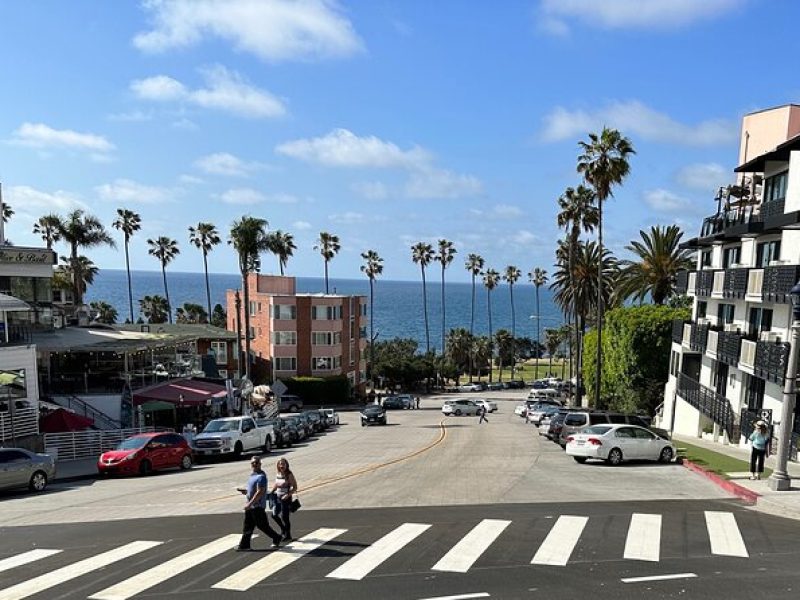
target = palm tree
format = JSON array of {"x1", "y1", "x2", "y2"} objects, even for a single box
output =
[
  {"x1": 472, "y1": 336, "x2": 491, "y2": 381},
  {"x1": 265, "y1": 230, "x2": 297, "y2": 276},
  {"x1": 89, "y1": 301, "x2": 118, "y2": 324},
  {"x1": 446, "y1": 327, "x2": 473, "y2": 383},
  {"x1": 55, "y1": 255, "x2": 98, "y2": 303},
  {"x1": 503, "y1": 265, "x2": 521, "y2": 378},
  {"x1": 147, "y1": 236, "x2": 180, "y2": 324},
  {"x1": 528, "y1": 267, "x2": 548, "y2": 379},
  {"x1": 112, "y1": 209, "x2": 142, "y2": 323},
  {"x1": 544, "y1": 328, "x2": 562, "y2": 378},
  {"x1": 464, "y1": 253, "x2": 485, "y2": 381},
  {"x1": 175, "y1": 302, "x2": 209, "y2": 324},
  {"x1": 361, "y1": 250, "x2": 384, "y2": 382},
  {"x1": 33, "y1": 214, "x2": 62, "y2": 249},
  {"x1": 482, "y1": 268, "x2": 500, "y2": 382},
  {"x1": 314, "y1": 232, "x2": 341, "y2": 294},
  {"x1": 188, "y1": 222, "x2": 221, "y2": 319},
  {"x1": 411, "y1": 242, "x2": 435, "y2": 353},
  {"x1": 229, "y1": 216, "x2": 269, "y2": 379},
  {"x1": 577, "y1": 127, "x2": 635, "y2": 406},
  {"x1": 57, "y1": 209, "x2": 116, "y2": 306},
  {"x1": 139, "y1": 295, "x2": 170, "y2": 324},
  {"x1": 618, "y1": 225, "x2": 694, "y2": 304},
  {"x1": 494, "y1": 329, "x2": 514, "y2": 382},
  {"x1": 2, "y1": 203, "x2": 13, "y2": 223},
  {"x1": 435, "y1": 239, "x2": 457, "y2": 353}
]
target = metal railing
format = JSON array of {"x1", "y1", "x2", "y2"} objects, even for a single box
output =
[
  {"x1": 754, "y1": 341, "x2": 790, "y2": 384},
  {"x1": 43, "y1": 426, "x2": 169, "y2": 461},
  {"x1": 690, "y1": 323, "x2": 709, "y2": 353},
  {"x1": 675, "y1": 270, "x2": 688, "y2": 295},
  {"x1": 0, "y1": 324, "x2": 33, "y2": 346},
  {"x1": 676, "y1": 373, "x2": 735, "y2": 439},
  {"x1": 51, "y1": 395, "x2": 122, "y2": 430},
  {"x1": 695, "y1": 270, "x2": 715, "y2": 297},
  {"x1": 762, "y1": 198, "x2": 786, "y2": 220},
  {"x1": 0, "y1": 408, "x2": 38, "y2": 443},
  {"x1": 672, "y1": 319, "x2": 685, "y2": 344},
  {"x1": 763, "y1": 265, "x2": 800, "y2": 303},
  {"x1": 718, "y1": 331, "x2": 742, "y2": 366},
  {"x1": 724, "y1": 268, "x2": 748, "y2": 298}
]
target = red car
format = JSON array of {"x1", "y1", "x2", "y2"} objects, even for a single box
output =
[{"x1": 98, "y1": 432, "x2": 193, "y2": 476}]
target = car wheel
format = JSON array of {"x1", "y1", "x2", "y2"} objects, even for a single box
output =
[
  {"x1": 659, "y1": 447, "x2": 674, "y2": 463},
  {"x1": 139, "y1": 459, "x2": 152, "y2": 476},
  {"x1": 180, "y1": 454, "x2": 193, "y2": 470},
  {"x1": 455, "y1": 409, "x2": 462, "y2": 416},
  {"x1": 606, "y1": 448, "x2": 623, "y2": 466},
  {"x1": 233, "y1": 442, "x2": 243, "y2": 460},
  {"x1": 572, "y1": 456, "x2": 587, "y2": 464},
  {"x1": 29, "y1": 470, "x2": 48, "y2": 492},
  {"x1": 263, "y1": 437, "x2": 272, "y2": 454},
  {"x1": 361, "y1": 421, "x2": 365, "y2": 427}
]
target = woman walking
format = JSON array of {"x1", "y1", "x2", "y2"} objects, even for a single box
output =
[
  {"x1": 749, "y1": 420, "x2": 770, "y2": 480},
  {"x1": 271, "y1": 457, "x2": 298, "y2": 541}
]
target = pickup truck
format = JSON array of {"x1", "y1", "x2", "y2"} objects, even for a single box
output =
[{"x1": 192, "y1": 416, "x2": 275, "y2": 459}]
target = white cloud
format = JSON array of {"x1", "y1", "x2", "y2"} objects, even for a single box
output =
[
  {"x1": 675, "y1": 162, "x2": 730, "y2": 191},
  {"x1": 538, "y1": 0, "x2": 744, "y2": 34},
  {"x1": 95, "y1": 179, "x2": 173, "y2": 204},
  {"x1": 131, "y1": 66, "x2": 286, "y2": 118},
  {"x1": 10, "y1": 122, "x2": 114, "y2": 152},
  {"x1": 107, "y1": 110, "x2": 153, "y2": 122},
  {"x1": 292, "y1": 220, "x2": 312, "y2": 230},
  {"x1": 405, "y1": 167, "x2": 482, "y2": 199},
  {"x1": 329, "y1": 211, "x2": 385, "y2": 225},
  {"x1": 219, "y1": 188, "x2": 297, "y2": 205},
  {"x1": 643, "y1": 188, "x2": 704, "y2": 214},
  {"x1": 5, "y1": 185, "x2": 88, "y2": 214},
  {"x1": 540, "y1": 100, "x2": 736, "y2": 146},
  {"x1": 179, "y1": 174, "x2": 204, "y2": 185},
  {"x1": 510, "y1": 230, "x2": 538, "y2": 246},
  {"x1": 351, "y1": 180, "x2": 389, "y2": 200},
  {"x1": 492, "y1": 204, "x2": 524, "y2": 218},
  {"x1": 195, "y1": 152, "x2": 263, "y2": 176},
  {"x1": 134, "y1": 0, "x2": 363, "y2": 62}
]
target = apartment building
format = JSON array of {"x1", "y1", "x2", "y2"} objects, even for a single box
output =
[
  {"x1": 226, "y1": 274, "x2": 368, "y2": 391},
  {"x1": 661, "y1": 105, "x2": 800, "y2": 458}
]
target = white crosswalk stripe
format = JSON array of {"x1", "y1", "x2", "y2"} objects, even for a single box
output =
[
  {"x1": 624, "y1": 513, "x2": 661, "y2": 562},
  {"x1": 432, "y1": 519, "x2": 511, "y2": 573},
  {"x1": 0, "y1": 541, "x2": 162, "y2": 600},
  {"x1": 89, "y1": 534, "x2": 240, "y2": 600},
  {"x1": 327, "y1": 523, "x2": 432, "y2": 581},
  {"x1": 531, "y1": 515, "x2": 588, "y2": 566},
  {"x1": 704, "y1": 511, "x2": 748, "y2": 557},
  {"x1": 213, "y1": 528, "x2": 347, "y2": 591},
  {"x1": 0, "y1": 550, "x2": 62, "y2": 574}
]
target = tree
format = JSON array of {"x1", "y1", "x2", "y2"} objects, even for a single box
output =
[
  {"x1": 435, "y1": 239, "x2": 457, "y2": 353},
  {"x1": 33, "y1": 214, "x2": 62, "y2": 249},
  {"x1": 188, "y1": 222, "x2": 221, "y2": 319},
  {"x1": 90, "y1": 301, "x2": 118, "y2": 324},
  {"x1": 503, "y1": 265, "x2": 521, "y2": 378},
  {"x1": 147, "y1": 236, "x2": 180, "y2": 324},
  {"x1": 175, "y1": 302, "x2": 209, "y2": 324},
  {"x1": 229, "y1": 216, "x2": 270, "y2": 379},
  {"x1": 139, "y1": 295, "x2": 170, "y2": 324},
  {"x1": 57, "y1": 209, "x2": 116, "y2": 306},
  {"x1": 446, "y1": 327, "x2": 473, "y2": 382},
  {"x1": 210, "y1": 303, "x2": 227, "y2": 328},
  {"x1": 315, "y1": 231, "x2": 340, "y2": 294},
  {"x1": 411, "y1": 242, "x2": 435, "y2": 353},
  {"x1": 265, "y1": 230, "x2": 297, "y2": 276},
  {"x1": 544, "y1": 328, "x2": 562, "y2": 378},
  {"x1": 56, "y1": 255, "x2": 98, "y2": 302},
  {"x1": 482, "y1": 268, "x2": 500, "y2": 382},
  {"x1": 112, "y1": 209, "x2": 142, "y2": 324},
  {"x1": 528, "y1": 268, "x2": 548, "y2": 380},
  {"x1": 472, "y1": 335, "x2": 491, "y2": 379},
  {"x1": 361, "y1": 250, "x2": 384, "y2": 382},
  {"x1": 494, "y1": 329, "x2": 514, "y2": 382},
  {"x1": 577, "y1": 127, "x2": 635, "y2": 407},
  {"x1": 2, "y1": 203, "x2": 12, "y2": 223},
  {"x1": 464, "y1": 253, "x2": 485, "y2": 381},
  {"x1": 618, "y1": 225, "x2": 694, "y2": 305}
]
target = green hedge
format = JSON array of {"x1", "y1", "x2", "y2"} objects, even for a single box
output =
[{"x1": 283, "y1": 375, "x2": 351, "y2": 404}]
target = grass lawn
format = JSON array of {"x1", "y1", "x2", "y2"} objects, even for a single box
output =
[
  {"x1": 677, "y1": 441, "x2": 772, "y2": 480},
  {"x1": 482, "y1": 360, "x2": 574, "y2": 382}
]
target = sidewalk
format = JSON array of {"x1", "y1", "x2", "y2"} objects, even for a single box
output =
[{"x1": 674, "y1": 434, "x2": 800, "y2": 521}]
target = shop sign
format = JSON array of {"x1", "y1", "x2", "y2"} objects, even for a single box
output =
[{"x1": 0, "y1": 248, "x2": 56, "y2": 265}]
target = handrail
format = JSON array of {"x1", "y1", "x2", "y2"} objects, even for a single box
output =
[
  {"x1": 676, "y1": 373, "x2": 735, "y2": 440},
  {"x1": 51, "y1": 395, "x2": 122, "y2": 430}
]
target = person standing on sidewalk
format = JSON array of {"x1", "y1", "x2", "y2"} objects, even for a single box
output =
[
  {"x1": 749, "y1": 420, "x2": 769, "y2": 480},
  {"x1": 478, "y1": 404, "x2": 488, "y2": 424},
  {"x1": 235, "y1": 456, "x2": 282, "y2": 551}
]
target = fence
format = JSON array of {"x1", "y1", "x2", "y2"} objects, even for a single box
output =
[
  {"x1": 0, "y1": 408, "x2": 38, "y2": 443},
  {"x1": 43, "y1": 426, "x2": 171, "y2": 461}
]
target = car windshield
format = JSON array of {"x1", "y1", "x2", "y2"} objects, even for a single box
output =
[
  {"x1": 116, "y1": 437, "x2": 149, "y2": 450},
  {"x1": 584, "y1": 425, "x2": 613, "y2": 435},
  {"x1": 202, "y1": 420, "x2": 238, "y2": 433}
]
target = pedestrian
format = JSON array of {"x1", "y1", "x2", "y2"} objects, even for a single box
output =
[
  {"x1": 478, "y1": 404, "x2": 488, "y2": 424},
  {"x1": 234, "y1": 456, "x2": 282, "y2": 552},
  {"x1": 749, "y1": 420, "x2": 770, "y2": 480},
  {"x1": 270, "y1": 457, "x2": 299, "y2": 542},
  {"x1": 416, "y1": 396, "x2": 421, "y2": 410}
]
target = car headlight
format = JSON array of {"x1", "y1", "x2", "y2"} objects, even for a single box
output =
[{"x1": 123, "y1": 453, "x2": 138, "y2": 461}]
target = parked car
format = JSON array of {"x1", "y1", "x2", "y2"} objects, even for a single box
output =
[
  {"x1": 383, "y1": 396, "x2": 410, "y2": 409},
  {"x1": 529, "y1": 380, "x2": 551, "y2": 390},
  {"x1": 256, "y1": 418, "x2": 294, "y2": 448},
  {"x1": 193, "y1": 416, "x2": 275, "y2": 458},
  {"x1": 558, "y1": 411, "x2": 670, "y2": 446},
  {"x1": 303, "y1": 410, "x2": 324, "y2": 433},
  {"x1": 566, "y1": 424, "x2": 676, "y2": 465},
  {"x1": 0, "y1": 448, "x2": 55, "y2": 492},
  {"x1": 279, "y1": 394, "x2": 304, "y2": 413},
  {"x1": 285, "y1": 415, "x2": 309, "y2": 440},
  {"x1": 457, "y1": 382, "x2": 483, "y2": 392},
  {"x1": 281, "y1": 418, "x2": 300, "y2": 444},
  {"x1": 474, "y1": 398, "x2": 498, "y2": 413},
  {"x1": 296, "y1": 412, "x2": 317, "y2": 436},
  {"x1": 545, "y1": 410, "x2": 572, "y2": 441},
  {"x1": 442, "y1": 398, "x2": 481, "y2": 416},
  {"x1": 527, "y1": 388, "x2": 561, "y2": 402},
  {"x1": 360, "y1": 405, "x2": 387, "y2": 426},
  {"x1": 98, "y1": 432, "x2": 192, "y2": 476},
  {"x1": 486, "y1": 382, "x2": 504, "y2": 391},
  {"x1": 319, "y1": 408, "x2": 340, "y2": 426},
  {"x1": 506, "y1": 380, "x2": 526, "y2": 389},
  {"x1": 514, "y1": 403, "x2": 528, "y2": 417},
  {"x1": 527, "y1": 403, "x2": 561, "y2": 425}
]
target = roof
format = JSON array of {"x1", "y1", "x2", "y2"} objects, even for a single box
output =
[
  {"x1": 735, "y1": 132, "x2": 800, "y2": 172},
  {"x1": 116, "y1": 323, "x2": 236, "y2": 339},
  {"x1": 0, "y1": 293, "x2": 32, "y2": 312},
  {"x1": 132, "y1": 378, "x2": 229, "y2": 406}
]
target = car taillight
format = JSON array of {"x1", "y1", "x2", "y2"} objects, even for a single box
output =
[
  {"x1": 587, "y1": 438, "x2": 602, "y2": 446},
  {"x1": 566, "y1": 436, "x2": 574, "y2": 443}
]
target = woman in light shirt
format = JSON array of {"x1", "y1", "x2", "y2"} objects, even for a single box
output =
[{"x1": 749, "y1": 420, "x2": 769, "y2": 480}]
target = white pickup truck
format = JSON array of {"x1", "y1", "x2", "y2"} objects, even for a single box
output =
[{"x1": 193, "y1": 416, "x2": 275, "y2": 459}]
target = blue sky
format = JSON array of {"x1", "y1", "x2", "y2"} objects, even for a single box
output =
[{"x1": 0, "y1": 0, "x2": 795, "y2": 282}]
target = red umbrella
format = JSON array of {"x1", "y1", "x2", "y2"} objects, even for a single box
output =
[{"x1": 39, "y1": 408, "x2": 94, "y2": 433}]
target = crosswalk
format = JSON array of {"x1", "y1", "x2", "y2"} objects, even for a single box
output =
[{"x1": 0, "y1": 510, "x2": 755, "y2": 599}]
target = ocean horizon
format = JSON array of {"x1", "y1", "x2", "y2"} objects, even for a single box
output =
[{"x1": 86, "y1": 269, "x2": 565, "y2": 350}]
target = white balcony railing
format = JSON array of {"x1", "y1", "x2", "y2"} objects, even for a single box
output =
[
  {"x1": 706, "y1": 330, "x2": 719, "y2": 357},
  {"x1": 747, "y1": 268, "x2": 763, "y2": 298},
  {"x1": 712, "y1": 271, "x2": 725, "y2": 297},
  {"x1": 687, "y1": 272, "x2": 697, "y2": 296},
  {"x1": 740, "y1": 339, "x2": 757, "y2": 369}
]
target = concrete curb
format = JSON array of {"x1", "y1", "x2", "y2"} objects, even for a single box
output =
[{"x1": 681, "y1": 458, "x2": 760, "y2": 505}]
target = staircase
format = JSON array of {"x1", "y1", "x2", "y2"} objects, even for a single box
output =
[{"x1": 51, "y1": 395, "x2": 122, "y2": 430}]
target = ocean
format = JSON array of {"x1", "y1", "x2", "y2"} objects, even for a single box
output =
[{"x1": 85, "y1": 270, "x2": 564, "y2": 350}]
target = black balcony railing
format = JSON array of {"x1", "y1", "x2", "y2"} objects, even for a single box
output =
[
  {"x1": 723, "y1": 268, "x2": 748, "y2": 299},
  {"x1": 675, "y1": 270, "x2": 688, "y2": 295},
  {"x1": 690, "y1": 323, "x2": 709, "y2": 353},
  {"x1": 0, "y1": 324, "x2": 32, "y2": 346},
  {"x1": 762, "y1": 198, "x2": 786, "y2": 220},
  {"x1": 718, "y1": 330, "x2": 742, "y2": 366},
  {"x1": 676, "y1": 373, "x2": 735, "y2": 439},
  {"x1": 700, "y1": 205, "x2": 761, "y2": 238},
  {"x1": 754, "y1": 340, "x2": 790, "y2": 384},
  {"x1": 695, "y1": 270, "x2": 715, "y2": 297},
  {"x1": 762, "y1": 265, "x2": 800, "y2": 303},
  {"x1": 672, "y1": 319, "x2": 686, "y2": 344}
]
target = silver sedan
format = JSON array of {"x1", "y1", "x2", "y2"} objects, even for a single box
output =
[{"x1": 0, "y1": 448, "x2": 56, "y2": 492}]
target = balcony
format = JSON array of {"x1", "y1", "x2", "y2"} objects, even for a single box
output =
[
  {"x1": 676, "y1": 373, "x2": 735, "y2": 439},
  {"x1": 718, "y1": 330, "x2": 742, "y2": 366},
  {"x1": 739, "y1": 339, "x2": 756, "y2": 370},
  {"x1": 672, "y1": 319, "x2": 686, "y2": 344},
  {"x1": 675, "y1": 270, "x2": 688, "y2": 295},
  {"x1": 754, "y1": 340, "x2": 790, "y2": 384},
  {"x1": 761, "y1": 198, "x2": 785, "y2": 220},
  {"x1": 762, "y1": 265, "x2": 800, "y2": 303},
  {"x1": 746, "y1": 269, "x2": 763, "y2": 299},
  {"x1": 695, "y1": 270, "x2": 715, "y2": 297},
  {"x1": 699, "y1": 204, "x2": 762, "y2": 240},
  {"x1": 723, "y1": 268, "x2": 748, "y2": 299}
]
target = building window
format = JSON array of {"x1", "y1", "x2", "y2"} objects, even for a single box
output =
[
  {"x1": 272, "y1": 304, "x2": 297, "y2": 320},
  {"x1": 313, "y1": 356, "x2": 341, "y2": 370},
  {"x1": 756, "y1": 240, "x2": 781, "y2": 268},
  {"x1": 361, "y1": 304, "x2": 368, "y2": 317},
  {"x1": 717, "y1": 303, "x2": 735, "y2": 325},
  {"x1": 271, "y1": 331, "x2": 297, "y2": 345},
  {"x1": 274, "y1": 357, "x2": 297, "y2": 371},
  {"x1": 359, "y1": 326, "x2": 367, "y2": 339},
  {"x1": 700, "y1": 251, "x2": 712, "y2": 268},
  {"x1": 312, "y1": 305, "x2": 342, "y2": 320},
  {"x1": 248, "y1": 326, "x2": 255, "y2": 339},
  {"x1": 249, "y1": 301, "x2": 258, "y2": 316},
  {"x1": 350, "y1": 341, "x2": 355, "y2": 365},
  {"x1": 748, "y1": 307, "x2": 773, "y2": 337},
  {"x1": 744, "y1": 373, "x2": 765, "y2": 410},
  {"x1": 312, "y1": 332, "x2": 342, "y2": 345},
  {"x1": 697, "y1": 301, "x2": 707, "y2": 319},
  {"x1": 722, "y1": 246, "x2": 741, "y2": 269},
  {"x1": 764, "y1": 171, "x2": 788, "y2": 203},
  {"x1": 669, "y1": 351, "x2": 679, "y2": 377},
  {"x1": 210, "y1": 341, "x2": 227, "y2": 362}
]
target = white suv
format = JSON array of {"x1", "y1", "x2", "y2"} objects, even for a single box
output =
[{"x1": 442, "y1": 399, "x2": 481, "y2": 416}]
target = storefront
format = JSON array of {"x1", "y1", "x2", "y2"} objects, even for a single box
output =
[{"x1": 0, "y1": 245, "x2": 57, "y2": 329}]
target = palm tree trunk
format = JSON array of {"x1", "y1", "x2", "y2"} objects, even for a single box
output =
[
  {"x1": 324, "y1": 260, "x2": 329, "y2": 294},
  {"x1": 469, "y1": 273, "x2": 476, "y2": 382},
  {"x1": 510, "y1": 284, "x2": 516, "y2": 379},
  {"x1": 595, "y1": 200, "x2": 604, "y2": 407},
  {"x1": 124, "y1": 239, "x2": 134, "y2": 323},
  {"x1": 441, "y1": 265, "x2": 446, "y2": 354},
  {"x1": 422, "y1": 266, "x2": 430, "y2": 353},
  {"x1": 549, "y1": 350, "x2": 553, "y2": 378},
  {"x1": 242, "y1": 271, "x2": 251, "y2": 379},
  {"x1": 535, "y1": 286, "x2": 541, "y2": 380},
  {"x1": 487, "y1": 288, "x2": 493, "y2": 383},
  {"x1": 161, "y1": 263, "x2": 172, "y2": 324},
  {"x1": 203, "y1": 250, "x2": 212, "y2": 321},
  {"x1": 369, "y1": 278, "x2": 375, "y2": 382}
]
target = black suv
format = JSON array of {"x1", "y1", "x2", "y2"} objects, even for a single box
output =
[{"x1": 360, "y1": 405, "x2": 387, "y2": 426}]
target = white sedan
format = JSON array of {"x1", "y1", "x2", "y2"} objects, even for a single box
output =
[
  {"x1": 474, "y1": 398, "x2": 498, "y2": 413},
  {"x1": 458, "y1": 383, "x2": 482, "y2": 392},
  {"x1": 566, "y1": 424, "x2": 675, "y2": 466},
  {"x1": 442, "y1": 399, "x2": 481, "y2": 416}
]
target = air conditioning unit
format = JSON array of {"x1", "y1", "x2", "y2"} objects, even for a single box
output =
[
  {"x1": 723, "y1": 323, "x2": 740, "y2": 333},
  {"x1": 759, "y1": 331, "x2": 781, "y2": 343}
]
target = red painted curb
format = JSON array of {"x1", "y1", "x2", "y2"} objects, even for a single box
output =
[{"x1": 682, "y1": 459, "x2": 761, "y2": 505}]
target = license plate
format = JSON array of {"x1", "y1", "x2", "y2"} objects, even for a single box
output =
[{"x1": 576, "y1": 441, "x2": 585, "y2": 446}]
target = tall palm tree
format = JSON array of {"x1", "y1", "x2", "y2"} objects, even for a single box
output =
[
  {"x1": 411, "y1": 242, "x2": 435, "y2": 353},
  {"x1": 446, "y1": 327, "x2": 473, "y2": 383},
  {"x1": 361, "y1": 250, "x2": 384, "y2": 382},
  {"x1": 577, "y1": 127, "x2": 635, "y2": 406},
  {"x1": 57, "y1": 209, "x2": 116, "y2": 306},
  {"x1": 189, "y1": 222, "x2": 221, "y2": 319},
  {"x1": 314, "y1": 232, "x2": 341, "y2": 294},
  {"x1": 33, "y1": 214, "x2": 63, "y2": 249},
  {"x1": 229, "y1": 216, "x2": 269, "y2": 379},
  {"x1": 482, "y1": 268, "x2": 500, "y2": 382},
  {"x1": 465, "y1": 253, "x2": 485, "y2": 381},
  {"x1": 147, "y1": 236, "x2": 180, "y2": 324},
  {"x1": 503, "y1": 265, "x2": 522, "y2": 378},
  {"x1": 112, "y1": 209, "x2": 142, "y2": 323},
  {"x1": 494, "y1": 329, "x2": 514, "y2": 382},
  {"x1": 435, "y1": 239, "x2": 457, "y2": 353},
  {"x1": 139, "y1": 295, "x2": 170, "y2": 324},
  {"x1": 265, "y1": 230, "x2": 297, "y2": 276},
  {"x1": 618, "y1": 225, "x2": 694, "y2": 305},
  {"x1": 528, "y1": 267, "x2": 548, "y2": 379},
  {"x1": 55, "y1": 255, "x2": 98, "y2": 302},
  {"x1": 544, "y1": 328, "x2": 562, "y2": 378}
]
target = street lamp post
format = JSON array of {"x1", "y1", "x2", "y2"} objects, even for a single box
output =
[{"x1": 769, "y1": 280, "x2": 800, "y2": 491}]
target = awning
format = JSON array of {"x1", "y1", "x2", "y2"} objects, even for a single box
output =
[
  {"x1": 39, "y1": 408, "x2": 94, "y2": 433},
  {"x1": 132, "y1": 378, "x2": 228, "y2": 407},
  {"x1": 0, "y1": 294, "x2": 31, "y2": 312},
  {"x1": 139, "y1": 400, "x2": 176, "y2": 413}
]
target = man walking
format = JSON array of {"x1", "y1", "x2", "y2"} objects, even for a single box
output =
[
  {"x1": 235, "y1": 456, "x2": 282, "y2": 552},
  {"x1": 478, "y1": 404, "x2": 488, "y2": 424}
]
